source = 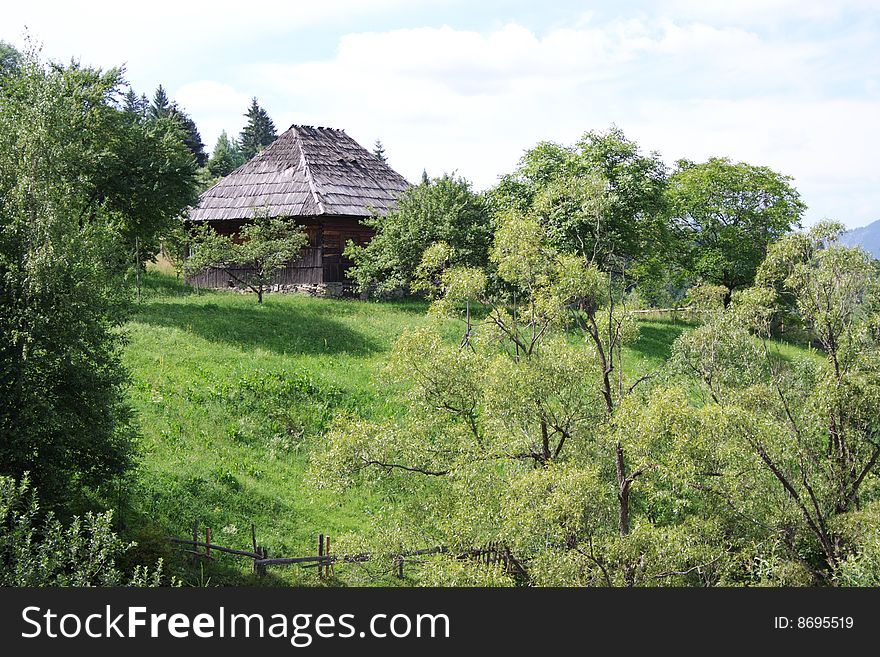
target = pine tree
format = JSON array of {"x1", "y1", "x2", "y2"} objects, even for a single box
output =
[
  {"x1": 169, "y1": 104, "x2": 207, "y2": 167},
  {"x1": 238, "y1": 97, "x2": 277, "y2": 161},
  {"x1": 122, "y1": 87, "x2": 147, "y2": 121},
  {"x1": 373, "y1": 139, "x2": 387, "y2": 162},
  {"x1": 148, "y1": 85, "x2": 171, "y2": 119},
  {"x1": 207, "y1": 130, "x2": 245, "y2": 177},
  {"x1": 421, "y1": 169, "x2": 430, "y2": 185}
]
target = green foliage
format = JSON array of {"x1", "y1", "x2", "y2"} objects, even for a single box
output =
[
  {"x1": 372, "y1": 139, "x2": 387, "y2": 163},
  {"x1": 0, "y1": 475, "x2": 175, "y2": 586},
  {"x1": 169, "y1": 105, "x2": 207, "y2": 167},
  {"x1": 207, "y1": 130, "x2": 245, "y2": 178},
  {"x1": 491, "y1": 126, "x2": 670, "y2": 296},
  {"x1": 310, "y1": 211, "x2": 687, "y2": 586},
  {"x1": 0, "y1": 48, "x2": 198, "y2": 506},
  {"x1": 127, "y1": 84, "x2": 206, "y2": 168},
  {"x1": 308, "y1": 195, "x2": 880, "y2": 586},
  {"x1": 149, "y1": 84, "x2": 171, "y2": 119},
  {"x1": 668, "y1": 157, "x2": 806, "y2": 300},
  {"x1": 238, "y1": 97, "x2": 277, "y2": 161},
  {"x1": 185, "y1": 216, "x2": 308, "y2": 303},
  {"x1": 832, "y1": 502, "x2": 880, "y2": 585},
  {"x1": 346, "y1": 173, "x2": 492, "y2": 296},
  {"x1": 663, "y1": 234, "x2": 880, "y2": 581},
  {"x1": 0, "y1": 40, "x2": 21, "y2": 75}
]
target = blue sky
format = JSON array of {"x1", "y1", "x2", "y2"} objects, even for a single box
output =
[{"x1": 3, "y1": 0, "x2": 879, "y2": 228}]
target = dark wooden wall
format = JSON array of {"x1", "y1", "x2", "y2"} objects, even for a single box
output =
[{"x1": 184, "y1": 215, "x2": 374, "y2": 287}]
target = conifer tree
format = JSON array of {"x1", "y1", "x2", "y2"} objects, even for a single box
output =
[
  {"x1": 238, "y1": 97, "x2": 276, "y2": 160},
  {"x1": 373, "y1": 139, "x2": 387, "y2": 162},
  {"x1": 148, "y1": 84, "x2": 171, "y2": 119},
  {"x1": 169, "y1": 104, "x2": 207, "y2": 166},
  {"x1": 207, "y1": 130, "x2": 245, "y2": 177},
  {"x1": 122, "y1": 87, "x2": 147, "y2": 121}
]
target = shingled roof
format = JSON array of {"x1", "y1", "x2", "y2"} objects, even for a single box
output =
[{"x1": 188, "y1": 125, "x2": 410, "y2": 222}]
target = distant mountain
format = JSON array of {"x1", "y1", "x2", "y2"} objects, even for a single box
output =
[{"x1": 840, "y1": 219, "x2": 880, "y2": 259}]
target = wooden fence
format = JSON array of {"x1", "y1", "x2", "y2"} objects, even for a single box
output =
[{"x1": 170, "y1": 520, "x2": 520, "y2": 580}]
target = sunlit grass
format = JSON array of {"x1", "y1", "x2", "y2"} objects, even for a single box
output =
[{"x1": 121, "y1": 272, "x2": 817, "y2": 584}]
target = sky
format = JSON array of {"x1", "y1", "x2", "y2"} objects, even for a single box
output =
[{"x1": 3, "y1": 0, "x2": 878, "y2": 228}]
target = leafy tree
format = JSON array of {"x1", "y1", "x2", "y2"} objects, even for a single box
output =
[
  {"x1": 311, "y1": 208, "x2": 880, "y2": 586},
  {"x1": 667, "y1": 157, "x2": 806, "y2": 303},
  {"x1": 238, "y1": 97, "x2": 277, "y2": 160},
  {"x1": 373, "y1": 139, "x2": 387, "y2": 162},
  {"x1": 346, "y1": 173, "x2": 492, "y2": 296},
  {"x1": 0, "y1": 40, "x2": 20, "y2": 75},
  {"x1": 0, "y1": 49, "x2": 197, "y2": 508},
  {"x1": 185, "y1": 216, "x2": 307, "y2": 303},
  {"x1": 663, "y1": 224, "x2": 880, "y2": 582},
  {"x1": 127, "y1": 84, "x2": 206, "y2": 166},
  {"x1": 492, "y1": 127, "x2": 670, "y2": 290},
  {"x1": 311, "y1": 208, "x2": 718, "y2": 586},
  {"x1": 207, "y1": 130, "x2": 245, "y2": 177}
]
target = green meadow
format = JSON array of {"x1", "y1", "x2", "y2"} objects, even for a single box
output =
[{"x1": 120, "y1": 272, "x2": 810, "y2": 584}]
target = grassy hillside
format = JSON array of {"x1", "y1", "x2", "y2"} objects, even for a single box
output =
[{"x1": 120, "y1": 273, "x2": 806, "y2": 584}]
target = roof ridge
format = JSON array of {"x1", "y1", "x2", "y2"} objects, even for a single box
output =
[{"x1": 294, "y1": 126, "x2": 326, "y2": 215}]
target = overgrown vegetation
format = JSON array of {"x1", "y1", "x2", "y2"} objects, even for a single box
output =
[
  {"x1": 0, "y1": 44, "x2": 197, "y2": 508},
  {"x1": 2, "y1": 36, "x2": 877, "y2": 589}
]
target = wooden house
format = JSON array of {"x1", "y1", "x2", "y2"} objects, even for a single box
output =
[{"x1": 185, "y1": 125, "x2": 409, "y2": 290}]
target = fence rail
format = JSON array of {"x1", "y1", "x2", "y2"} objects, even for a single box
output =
[{"x1": 170, "y1": 520, "x2": 515, "y2": 580}]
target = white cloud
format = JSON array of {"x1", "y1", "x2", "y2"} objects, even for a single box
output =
[
  {"x1": 2, "y1": 0, "x2": 413, "y2": 89},
  {"x1": 174, "y1": 81, "x2": 252, "y2": 147},
  {"x1": 4, "y1": 3, "x2": 877, "y2": 226},
  {"x1": 224, "y1": 18, "x2": 878, "y2": 226}
]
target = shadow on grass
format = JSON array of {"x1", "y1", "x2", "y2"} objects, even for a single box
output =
[
  {"x1": 630, "y1": 320, "x2": 692, "y2": 362},
  {"x1": 134, "y1": 299, "x2": 380, "y2": 356}
]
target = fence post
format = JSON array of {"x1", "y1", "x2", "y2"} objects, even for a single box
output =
[
  {"x1": 205, "y1": 526, "x2": 211, "y2": 558},
  {"x1": 318, "y1": 534, "x2": 325, "y2": 579},
  {"x1": 254, "y1": 546, "x2": 267, "y2": 577},
  {"x1": 325, "y1": 535, "x2": 332, "y2": 578}
]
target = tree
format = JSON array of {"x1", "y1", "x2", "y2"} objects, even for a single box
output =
[
  {"x1": 663, "y1": 223, "x2": 880, "y2": 582},
  {"x1": 0, "y1": 40, "x2": 20, "y2": 75},
  {"x1": 0, "y1": 49, "x2": 197, "y2": 508},
  {"x1": 345, "y1": 173, "x2": 493, "y2": 296},
  {"x1": 207, "y1": 130, "x2": 245, "y2": 177},
  {"x1": 128, "y1": 85, "x2": 207, "y2": 167},
  {"x1": 667, "y1": 157, "x2": 805, "y2": 303},
  {"x1": 311, "y1": 207, "x2": 719, "y2": 587},
  {"x1": 169, "y1": 104, "x2": 207, "y2": 167},
  {"x1": 122, "y1": 86, "x2": 148, "y2": 120},
  {"x1": 148, "y1": 84, "x2": 171, "y2": 119},
  {"x1": 238, "y1": 97, "x2": 277, "y2": 160},
  {"x1": 373, "y1": 139, "x2": 387, "y2": 162},
  {"x1": 185, "y1": 216, "x2": 307, "y2": 303},
  {"x1": 492, "y1": 127, "x2": 670, "y2": 284}
]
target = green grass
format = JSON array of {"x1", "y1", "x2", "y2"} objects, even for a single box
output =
[
  {"x1": 119, "y1": 273, "x2": 804, "y2": 585},
  {"x1": 122, "y1": 274, "x2": 447, "y2": 584}
]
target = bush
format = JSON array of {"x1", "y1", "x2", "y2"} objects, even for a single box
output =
[{"x1": 0, "y1": 475, "x2": 175, "y2": 586}]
